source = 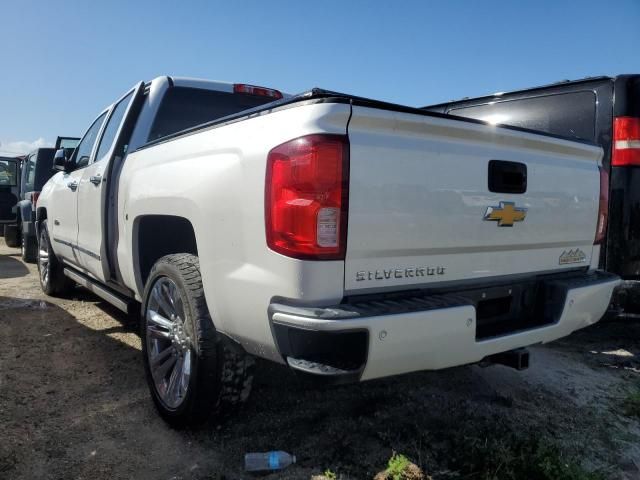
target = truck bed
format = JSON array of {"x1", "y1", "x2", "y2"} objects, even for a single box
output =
[
  {"x1": 138, "y1": 88, "x2": 600, "y2": 151},
  {"x1": 132, "y1": 87, "x2": 603, "y2": 294}
]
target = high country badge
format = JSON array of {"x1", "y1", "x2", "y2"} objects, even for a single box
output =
[{"x1": 559, "y1": 249, "x2": 587, "y2": 265}]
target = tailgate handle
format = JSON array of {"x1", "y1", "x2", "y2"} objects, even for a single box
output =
[{"x1": 488, "y1": 160, "x2": 527, "y2": 194}]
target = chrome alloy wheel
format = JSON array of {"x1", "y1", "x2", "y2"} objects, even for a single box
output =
[
  {"x1": 38, "y1": 230, "x2": 50, "y2": 286},
  {"x1": 146, "y1": 277, "x2": 192, "y2": 409}
]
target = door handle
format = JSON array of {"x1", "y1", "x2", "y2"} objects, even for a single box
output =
[
  {"x1": 89, "y1": 174, "x2": 102, "y2": 186},
  {"x1": 67, "y1": 181, "x2": 78, "y2": 191},
  {"x1": 488, "y1": 160, "x2": 527, "y2": 194}
]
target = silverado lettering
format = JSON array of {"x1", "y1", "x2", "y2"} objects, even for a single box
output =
[{"x1": 356, "y1": 266, "x2": 446, "y2": 282}]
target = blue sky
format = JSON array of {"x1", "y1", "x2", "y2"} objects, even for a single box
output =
[{"x1": 1, "y1": 0, "x2": 639, "y2": 155}]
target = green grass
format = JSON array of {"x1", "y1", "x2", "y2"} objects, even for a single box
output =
[
  {"x1": 323, "y1": 469, "x2": 337, "y2": 480},
  {"x1": 448, "y1": 430, "x2": 604, "y2": 480},
  {"x1": 386, "y1": 453, "x2": 411, "y2": 480}
]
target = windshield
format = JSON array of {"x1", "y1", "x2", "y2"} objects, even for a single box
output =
[{"x1": 0, "y1": 159, "x2": 18, "y2": 187}]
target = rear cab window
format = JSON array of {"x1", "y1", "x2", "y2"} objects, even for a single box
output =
[
  {"x1": 447, "y1": 91, "x2": 597, "y2": 142},
  {"x1": 148, "y1": 87, "x2": 279, "y2": 142}
]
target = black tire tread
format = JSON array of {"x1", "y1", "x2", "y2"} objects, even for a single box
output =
[{"x1": 144, "y1": 253, "x2": 254, "y2": 426}]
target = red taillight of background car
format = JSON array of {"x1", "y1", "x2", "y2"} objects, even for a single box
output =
[
  {"x1": 594, "y1": 167, "x2": 609, "y2": 245},
  {"x1": 265, "y1": 134, "x2": 349, "y2": 260},
  {"x1": 612, "y1": 116, "x2": 640, "y2": 166}
]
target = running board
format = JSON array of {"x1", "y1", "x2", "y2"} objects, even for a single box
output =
[{"x1": 63, "y1": 268, "x2": 132, "y2": 313}]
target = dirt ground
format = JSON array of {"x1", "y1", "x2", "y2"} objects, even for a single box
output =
[{"x1": 1, "y1": 242, "x2": 639, "y2": 480}]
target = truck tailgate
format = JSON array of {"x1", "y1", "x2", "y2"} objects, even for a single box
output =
[{"x1": 345, "y1": 106, "x2": 603, "y2": 292}]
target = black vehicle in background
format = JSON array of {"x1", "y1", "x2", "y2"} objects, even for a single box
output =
[
  {"x1": 16, "y1": 148, "x2": 55, "y2": 261},
  {"x1": 15, "y1": 136, "x2": 79, "y2": 261},
  {"x1": 425, "y1": 74, "x2": 640, "y2": 313},
  {"x1": 0, "y1": 156, "x2": 21, "y2": 245}
]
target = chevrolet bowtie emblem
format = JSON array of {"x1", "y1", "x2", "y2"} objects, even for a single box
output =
[{"x1": 483, "y1": 201, "x2": 527, "y2": 227}]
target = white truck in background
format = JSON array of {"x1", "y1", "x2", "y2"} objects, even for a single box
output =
[{"x1": 36, "y1": 76, "x2": 619, "y2": 426}]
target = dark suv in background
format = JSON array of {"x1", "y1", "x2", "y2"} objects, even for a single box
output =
[
  {"x1": 17, "y1": 148, "x2": 55, "y2": 261},
  {"x1": 425, "y1": 74, "x2": 640, "y2": 313},
  {"x1": 0, "y1": 156, "x2": 21, "y2": 244}
]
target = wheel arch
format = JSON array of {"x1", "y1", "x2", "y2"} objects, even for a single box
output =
[
  {"x1": 36, "y1": 206, "x2": 47, "y2": 222},
  {"x1": 133, "y1": 214, "x2": 199, "y2": 295},
  {"x1": 34, "y1": 206, "x2": 47, "y2": 236}
]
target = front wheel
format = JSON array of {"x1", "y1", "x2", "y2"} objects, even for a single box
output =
[{"x1": 141, "y1": 254, "x2": 254, "y2": 427}]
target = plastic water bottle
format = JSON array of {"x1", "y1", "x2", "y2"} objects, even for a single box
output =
[{"x1": 244, "y1": 451, "x2": 296, "y2": 472}]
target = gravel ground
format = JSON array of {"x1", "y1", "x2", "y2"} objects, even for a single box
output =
[{"x1": 1, "y1": 242, "x2": 639, "y2": 479}]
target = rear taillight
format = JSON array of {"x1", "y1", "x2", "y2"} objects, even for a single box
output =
[
  {"x1": 30, "y1": 191, "x2": 40, "y2": 208},
  {"x1": 234, "y1": 83, "x2": 283, "y2": 100},
  {"x1": 612, "y1": 116, "x2": 640, "y2": 166},
  {"x1": 265, "y1": 134, "x2": 349, "y2": 260},
  {"x1": 594, "y1": 166, "x2": 609, "y2": 245}
]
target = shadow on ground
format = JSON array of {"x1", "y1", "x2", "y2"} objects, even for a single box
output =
[
  {"x1": 0, "y1": 251, "x2": 29, "y2": 279},
  {"x1": 555, "y1": 316, "x2": 640, "y2": 374}
]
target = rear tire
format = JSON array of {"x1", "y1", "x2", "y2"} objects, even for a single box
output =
[
  {"x1": 37, "y1": 220, "x2": 73, "y2": 296},
  {"x1": 4, "y1": 224, "x2": 20, "y2": 248},
  {"x1": 21, "y1": 234, "x2": 38, "y2": 263},
  {"x1": 141, "y1": 254, "x2": 254, "y2": 427}
]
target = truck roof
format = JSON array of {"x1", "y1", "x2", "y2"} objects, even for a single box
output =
[
  {"x1": 167, "y1": 76, "x2": 240, "y2": 92},
  {"x1": 153, "y1": 76, "x2": 291, "y2": 98},
  {"x1": 424, "y1": 75, "x2": 638, "y2": 109},
  {"x1": 30, "y1": 147, "x2": 55, "y2": 155}
]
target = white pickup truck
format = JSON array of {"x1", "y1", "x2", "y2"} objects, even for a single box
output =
[{"x1": 36, "y1": 76, "x2": 620, "y2": 426}]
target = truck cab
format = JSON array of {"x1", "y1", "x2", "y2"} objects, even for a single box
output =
[{"x1": 41, "y1": 77, "x2": 283, "y2": 286}]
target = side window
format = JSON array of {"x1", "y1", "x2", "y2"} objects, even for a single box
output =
[
  {"x1": 74, "y1": 112, "x2": 108, "y2": 169},
  {"x1": 95, "y1": 91, "x2": 134, "y2": 163},
  {"x1": 24, "y1": 154, "x2": 37, "y2": 191},
  {"x1": 447, "y1": 91, "x2": 597, "y2": 142}
]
